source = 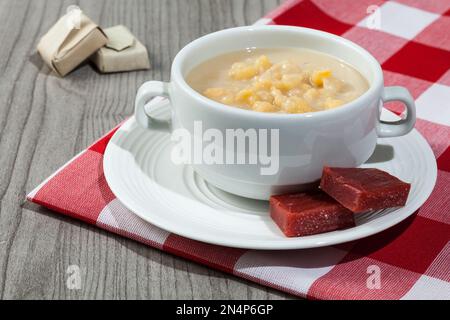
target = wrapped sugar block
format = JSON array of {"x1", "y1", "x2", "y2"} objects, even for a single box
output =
[
  {"x1": 91, "y1": 25, "x2": 150, "y2": 73},
  {"x1": 37, "y1": 10, "x2": 108, "y2": 77}
]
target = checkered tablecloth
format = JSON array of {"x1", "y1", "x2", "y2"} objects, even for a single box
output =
[{"x1": 28, "y1": 0, "x2": 450, "y2": 299}]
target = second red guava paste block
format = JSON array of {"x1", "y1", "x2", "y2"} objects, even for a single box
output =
[
  {"x1": 320, "y1": 167, "x2": 411, "y2": 213},
  {"x1": 270, "y1": 191, "x2": 355, "y2": 237}
]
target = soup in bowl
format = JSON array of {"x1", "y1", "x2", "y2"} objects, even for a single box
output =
[
  {"x1": 186, "y1": 48, "x2": 369, "y2": 114},
  {"x1": 134, "y1": 25, "x2": 415, "y2": 200}
]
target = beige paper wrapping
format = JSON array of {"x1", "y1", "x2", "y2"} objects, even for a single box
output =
[
  {"x1": 37, "y1": 12, "x2": 108, "y2": 77},
  {"x1": 91, "y1": 25, "x2": 150, "y2": 73}
]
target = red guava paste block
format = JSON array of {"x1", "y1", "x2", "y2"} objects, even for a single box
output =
[
  {"x1": 270, "y1": 191, "x2": 355, "y2": 237},
  {"x1": 320, "y1": 167, "x2": 411, "y2": 213}
]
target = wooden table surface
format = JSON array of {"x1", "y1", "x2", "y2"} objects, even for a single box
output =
[{"x1": 0, "y1": 0, "x2": 295, "y2": 299}]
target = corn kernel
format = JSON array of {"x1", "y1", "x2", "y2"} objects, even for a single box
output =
[
  {"x1": 279, "y1": 61, "x2": 301, "y2": 74},
  {"x1": 229, "y1": 63, "x2": 258, "y2": 80},
  {"x1": 273, "y1": 71, "x2": 282, "y2": 80},
  {"x1": 323, "y1": 98, "x2": 343, "y2": 109},
  {"x1": 276, "y1": 75, "x2": 303, "y2": 91},
  {"x1": 253, "y1": 101, "x2": 279, "y2": 113},
  {"x1": 253, "y1": 79, "x2": 272, "y2": 90},
  {"x1": 323, "y1": 77, "x2": 343, "y2": 92},
  {"x1": 256, "y1": 90, "x2": 274, "y2": 103},
  {"x1": 282, "y1": 74, "x2": 303, "y2": 85},
  {"x1": 273, "y1": 81, "x2": 292, "y2": 91},
  {"x1": 204, "y1": 87, "x2": 225, "y2": 99},
  {"x1": 221, "y1": 95, "x2": 235, "y2": 105},
  {"x1": 300, "y1": 83, "x2": 312, "y2": 91},
  {"x1": 273, "y1": 93, "x2": 288, "y2": 108},
  {"x1": 287, "y1": 88, "x2": 302, "y2": 97},
  {"x1": 311, "y1": 69, "x2": 332, "y2": 87},
  {"x1": 247, "y1": 94, "x2": 257, "y2": 106},
  {"x1": 303, "y1": 88, "x2": 319, "y2": 102},
  {"x1": 282, "y1": 96, "x2": 312, "y2": 113},
  {"x1": 236, "y1": 88, "x2": 254, "y2": 102},
  {"x1": 255, "y1": 55, "x2": 272, "y2": 71}
]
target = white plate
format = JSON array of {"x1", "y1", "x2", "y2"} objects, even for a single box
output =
[{"x1": 103, "y1": 101, "x2": 437, "y2": 250}]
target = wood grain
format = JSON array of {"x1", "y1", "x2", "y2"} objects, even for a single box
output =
[{"x1": 0, "y1": 0, "x2": 294, "y2": 299}]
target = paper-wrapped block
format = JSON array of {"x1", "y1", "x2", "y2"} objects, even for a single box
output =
[
  {"x1": 37, "y1": 11, "x2": 108, "y2": 77},
  {"x1": 91, "y1": 25, "x2": 150, "y2": 73}
]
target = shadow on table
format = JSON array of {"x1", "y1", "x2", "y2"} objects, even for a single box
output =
[{"x1": 28, "y1": 51, "x2": 92, "y2": 77}]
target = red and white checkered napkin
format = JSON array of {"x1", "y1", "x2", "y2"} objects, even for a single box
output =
[{"x1": 28, "y1": 0, "x2": 450, "y2": 299}]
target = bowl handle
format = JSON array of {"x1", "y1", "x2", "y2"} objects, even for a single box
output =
[
  {"x1": 135, "y1": 81, "x2": 171, "y2": 132},
  {"x1": 377, "y1": 86, "x2": 416, "y2": 138}
]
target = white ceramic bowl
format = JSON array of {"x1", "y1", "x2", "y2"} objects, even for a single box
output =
[{"x1": 134, "y1": 25, "x2": 416, "y2": 200}]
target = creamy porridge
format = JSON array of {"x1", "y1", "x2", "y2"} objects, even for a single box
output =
[{"x1": 186, "y1": 48, "x2": 369, "y2": 114}]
